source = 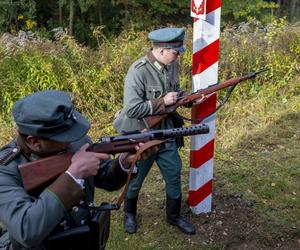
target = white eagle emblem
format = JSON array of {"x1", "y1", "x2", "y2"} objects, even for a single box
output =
[{"x1": 194, "y1": 0, "x2": 204, "y2": 13}]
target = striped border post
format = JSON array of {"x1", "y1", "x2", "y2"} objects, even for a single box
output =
[{"x1": 188, "y1": 0, "x2": 222, "y2": 214}]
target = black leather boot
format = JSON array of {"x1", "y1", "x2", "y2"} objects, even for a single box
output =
[
  {"x1": 124, "y1": 197, "x2": 138, "y2": 234},
  {"x1": 166, "y1": 195, "x2": 196, "y2": 235}
]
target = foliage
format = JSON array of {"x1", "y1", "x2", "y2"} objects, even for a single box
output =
[
  {"x1": 0, "y1": 19, "x2": 299, "y2": 131},
  {"x1": 0, "y1": 0, "x2": 36, "y2": 33},
  {"x1": 222, "y1": 0, "x2": 278, "y2": 25},
  {"x1": 0, "y1": 29, "x2": 150, "y2": 135},
  {"x1": 218, "y1": 19, "x2": 300, "y2": 101},
  {"x1": 272, "y1": 0, "x2": 300, "y2": 22},
  {"x1": 111, "y1": 0, "x2": 190, "y2": 29},
  {"x1": 2, "y1": 0, "x2": 300, "y2": 46}
]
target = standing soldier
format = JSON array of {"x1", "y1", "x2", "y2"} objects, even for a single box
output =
[
  {"x1": 113, "y1": 27, "x2": 196, "y2": 235},
  {"x1": 0, "y1": 90, "x2": 156, "y2": 250}
]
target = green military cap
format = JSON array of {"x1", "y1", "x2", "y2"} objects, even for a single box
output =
[
  {"x1": 148, "y1": 27, "x2": 186, "y2": 53},
  {"x1": 12, "y1": 90, "x2": 90, "y2": 142}
]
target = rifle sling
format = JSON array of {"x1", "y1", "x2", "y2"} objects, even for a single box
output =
[
  {"x1": 84, "y1": 140, "x2": 165, "y2": 212},
  {"x1": 176, "y1": 84, "x2": 238, "y2": 123},
  {"x1": 116, "y1": 139, "x2": 164, "y2": 207}
]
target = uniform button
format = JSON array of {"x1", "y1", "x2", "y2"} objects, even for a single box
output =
[
  {"x1": 81, "y1": 220, "x2": 85, "y2": 225},
  {"x1": 60, "y1": 220, "x2": 68, "y2": 229},
  {"x1": 72, "y1": 206, "x2": 79, "y2": 212},
  {"x1": 12, "y1": 148, "x2": 18, "y2": 153},
  {"x1": 60, "y1": 220, "x2": 67, "y2": 226}
]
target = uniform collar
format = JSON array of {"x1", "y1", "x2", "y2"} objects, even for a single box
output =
[{"x1": 147, "y1": 50, "x2": 167, "y2": 73}]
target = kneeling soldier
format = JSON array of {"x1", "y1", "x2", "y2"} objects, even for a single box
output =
[{"x1": 0, "y1": 90, "x2": 156, "y2": 250}]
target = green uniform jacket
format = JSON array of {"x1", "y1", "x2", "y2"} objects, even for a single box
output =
[
  {"x1": 0, "y1": 136, "x2": 128, "y2": 249},
  {"x1": 113, "y1": 50, "x2": 182, "y2": 132}
]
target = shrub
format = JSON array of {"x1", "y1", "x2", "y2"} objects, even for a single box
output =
[{"x1": 0, "y1": 20, "x2": 299, "y2": 135}]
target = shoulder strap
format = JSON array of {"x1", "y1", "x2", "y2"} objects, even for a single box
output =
[
  {"x1": 116, "y1": 139, "x2": 164, "y2": 207},
  {"x1": 0, "y1": 145, "x2": 22, "y2": 165},
  {"x1": 85, "y1": 140, "x2": 165, "y2": 211}
]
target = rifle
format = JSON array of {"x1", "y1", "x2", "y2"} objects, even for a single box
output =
[
  {"x1": 19, "y1": 124, "x2": 209, "y2": 192},
  {"x1": 143, "y1": 68, "x2": 269, "y2": 129}
]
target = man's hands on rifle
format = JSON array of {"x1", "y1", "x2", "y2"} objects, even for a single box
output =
[
  {"x1": 163, "y1": 92, "x2": 178, "y2": 106},
  {"x1": 68, "y1": 144, "x2": 109, "y2": 179},
  {"x1": 67, "y1": 143, "x2": 158, "y2": 179}
]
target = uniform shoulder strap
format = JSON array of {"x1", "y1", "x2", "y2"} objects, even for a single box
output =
[
  {"x1": 134, "y1": 59, "x2": 147, "y2": 69},
  {"x1": 0, "y1": 143, "x2": 22, "y2": 165}
]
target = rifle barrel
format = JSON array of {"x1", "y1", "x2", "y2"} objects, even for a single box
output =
[{"x1": 102, "y1": 124, "x2": 209, "y2": 143}]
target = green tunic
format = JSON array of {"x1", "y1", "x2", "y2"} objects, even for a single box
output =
[
  {"x1": 113, "y1": 50, "x2": 182, "y2": 132},
  {"x1": 113, "y1": 50, "x2": 183, "y2": 199},
  {"x1": 0, "y1": 136, "x2": 127, "y2": 250}
]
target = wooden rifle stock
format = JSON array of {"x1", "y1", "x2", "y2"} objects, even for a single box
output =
[
  {"x1": 19, "y1": 140, "x2": 142, "y2": 192},
  {"x1": 18, "y1": 124, "x2": 210, "y2": 192},
  {"x1": 19, "y1": 152, "x2": 74, "y2": 193},
  {"x1": 143, "y1": 68, "x2": 269, "y2": 129}
]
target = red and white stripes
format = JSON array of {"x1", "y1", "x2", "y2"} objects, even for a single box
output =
[{"x1": 188, "y1": 0, "x2": 222, "y2": 214}]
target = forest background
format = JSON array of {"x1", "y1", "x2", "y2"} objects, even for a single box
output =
[{"x1": 0, "y1": 0, "x2": 300, "y2": 249}]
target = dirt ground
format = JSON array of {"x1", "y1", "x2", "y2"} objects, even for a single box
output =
[{"x1": 179, "y1": 189, "x2": 300, "y2": 249}]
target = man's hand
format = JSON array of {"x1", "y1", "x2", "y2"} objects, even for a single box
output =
[
  {"x1": 163, "y1": 92, "x2": 178, "y2": 106},
  {"x1": 68, "y1": 144, "x2": 109, "y2": 179},
  {"x1": 119, "y1": 143, "x2": 159, "y2": 169}
]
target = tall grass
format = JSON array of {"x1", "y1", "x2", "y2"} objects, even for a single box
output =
[{"x1": 0, "y1": 20, "x2": 299, "y2": 130}]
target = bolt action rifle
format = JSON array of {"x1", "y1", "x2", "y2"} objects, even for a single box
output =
[
  {"x1": 19, "y1": 124, "x2": 209, "y2": 192},
  {"x1": 143, "y1": 69, "x2": 269, "y2": 129}
]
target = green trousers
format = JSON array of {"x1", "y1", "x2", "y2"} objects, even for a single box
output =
[{"x1": 126, "y1": 141, "x2": 182, "y2": 199}]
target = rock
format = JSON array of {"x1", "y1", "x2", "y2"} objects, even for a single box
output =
[{"x1": 51, "y1": 27, "x2": 65, "y2": 41}]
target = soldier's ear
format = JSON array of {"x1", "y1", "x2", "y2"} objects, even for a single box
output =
[
  {"x1": 26, "y1": 135, "x2": 42, "y2": 150},
  {"x1": 159, "y1": 47, "x2": 164, "y2": 55}
]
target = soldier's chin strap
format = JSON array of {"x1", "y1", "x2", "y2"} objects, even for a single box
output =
[
  {"x1": 82, "y1": 140, "x2": 165, "y2": 212},
  {"x1": 175, "y1": 84, "x2": 238, "y2": 123}
]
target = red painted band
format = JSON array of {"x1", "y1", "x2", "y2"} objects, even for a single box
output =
[
  {"x1": 188, "y1": 179, "x2": 213, "y2": 206},
  {"x1": 206, "y1": 0, "x2": 222, "y2": 14},
  {"x1": 190, "y1": 139, "x2": 215, "y2": 168},
  {"x1": 192, "y1": 39, "x2": 220, "y2": 75},
  {"x1": 191, "y1": 93, "x2": 217, "y2": 123}
]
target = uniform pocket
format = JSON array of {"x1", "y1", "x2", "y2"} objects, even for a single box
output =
[{"x1": 146, "y1": 86, "x2": 163, "y2": 99}]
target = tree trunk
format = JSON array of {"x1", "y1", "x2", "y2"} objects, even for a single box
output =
[
  {"x1": 59, "y1": 1, "x2": 63, "y2": 26},
  {"x1": 124, "y1": 0, "x2": 129, "y2": 24},
  {"x1": 289, "y1": 0, "x2": 298, "y2": 21},
  {"x1": 8, "y1": 0, "x2": 13, "y2": 29},
  {"x1": 276, "y1": 0, "x2": 282, "y2": 16},
  {"x1": 97, "y1": 0, "x2": 103, "y2": 25},
  {"x1": 69, "y1": 0, "x2": 74, "y2": 36}
]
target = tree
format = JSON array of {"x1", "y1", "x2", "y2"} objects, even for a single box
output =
[
  {"x1": 221, "y1": 0, "x2": 278, "y2": 25},
  {"x1": 0, "y1": 0, "x2": 36, "y2": 32},
  {"x1": 273, "y1": 0, "x2": 300, "y2": 22}
]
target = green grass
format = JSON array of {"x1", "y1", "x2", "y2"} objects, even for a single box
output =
[{"x1": 215, "y1": 99, "x2": 300, "y2": 229}]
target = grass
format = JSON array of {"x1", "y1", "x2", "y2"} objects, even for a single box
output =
[{"x1": 216, "y1": 100, "x2": 300, "y2": 227}]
